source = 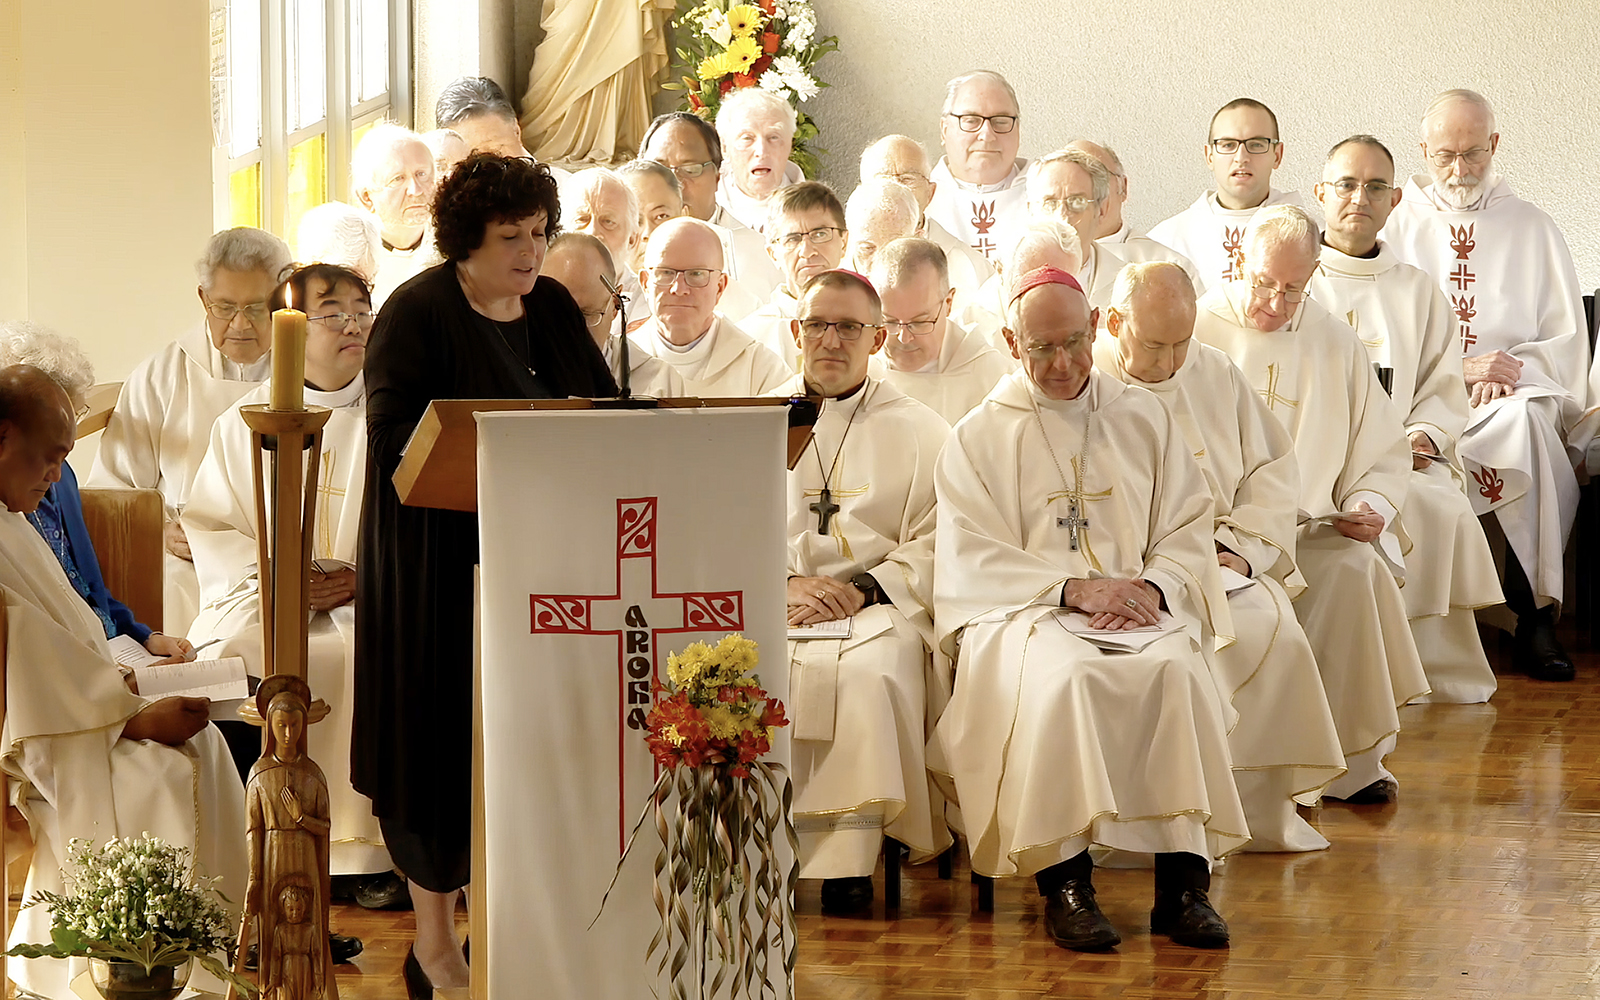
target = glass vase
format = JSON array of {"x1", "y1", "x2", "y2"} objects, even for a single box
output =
[{"x1": 87, "y1": 957, "x2": 193, "y2": 1000}]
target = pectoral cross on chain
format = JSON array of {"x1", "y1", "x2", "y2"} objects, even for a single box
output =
[
  {"x1": 809, "y1": 488, "x2": 840, "y2": 535},
  {"x1": 1056, "y1": 501, "x2": 1090, "y2": 551}
]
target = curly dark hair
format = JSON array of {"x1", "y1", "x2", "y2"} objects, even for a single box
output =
[{"x1": 432, "y1": 153, "x2": 562, "y2": 262}]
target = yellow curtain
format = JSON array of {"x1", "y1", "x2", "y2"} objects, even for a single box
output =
[{"x1": 519, "y1": 0, "x2": 675, "y2": 167}]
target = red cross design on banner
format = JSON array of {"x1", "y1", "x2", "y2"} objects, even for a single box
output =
[
  {"x1": 1449, "y1": 263, "x2": 1476, "y2": 290},
  {"x1": 528, "y1": 497, "x2": 745, "y2": 851}
]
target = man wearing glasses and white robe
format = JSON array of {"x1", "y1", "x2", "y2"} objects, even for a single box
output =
[
  {"x1": 925, "y1": 70, "x2": 1030, "y2": 265},
  {"x1": 1149, "y1": 99, "x2": 1304, "y2": 292},
  {"x1": 742, "y1": 182, "x2": 852, "y2": 372},
  {"x1": 91, "y1": 228, "x2": 291, "y2": 637}
]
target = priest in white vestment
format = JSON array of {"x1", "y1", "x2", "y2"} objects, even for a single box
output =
[
  {"x1": 561, "y1": 167, "x2": 652, "y2": 327},
  {"x1": 351, "y1": 122, "x2": 443, "y2": 307},
  {"x1": 714, "y1": 89, "x2": 803, "y2": 231},
  {"x1": 91, "y1": 227, "x2": 292, "y2": 638},
  {"x1": 295, "y1": 202, "x2": 381, "y2": 285},
  {"x1": 1064, "y1": 139, "x2": 1198, "y2": 278},
  {"x1": 1025, "y1": 148, "x2": 1136, "y2": 312},
  {"x1": 931, "y1": 266, "x2": 1243, "y2": 952},
  {"x1": 777, "y1": 269, "x2": 951, "y2": 912},
  {"x1": 1194, "y1": 206, "x2": 1429, "y2": 805},
  {"x1": 869, "y1": 238, "x2": 1010, "y2": 425},
  {"x1": 845, "y1": 178, "x2": 921, "y2": 277},
  {"x1": 545, "y1": 233, "x2": 684, "y2": 397},
  {"x1": 743, "y1": 181, "x2": 851, "y2": 371},
  {"x1": 1149, "y1": 99, "x2": 1305, "y2": 292},
  {"x1": 925, "y1": 71, "x2": 1030, "y2": 264},
  {"x1": 0, "y1": 366, "x2": 247, "y2": 1000},
  {"x1": 957, "y1": 220, "x2": 1082, "y2": 361},
  {"x1": 1380, "y1": 90, "x2": 1586, "y2": 681},
  {"x1": 627, "y1": 218, "x2": 790, "y2": 396},
  {"x1": 859, "y1": 135, "x2": 996, "y2": 303},
  {"x1": 639, "y1": 112, "x2": 783, "y2": 312},
  {"x1": 184, "y1": 265, "x2": 391, "y2": 888},
  {"x1": 1096, "y1": 262, "x2": 1345, "y2": 852},
  {"x1": 1309, "y1": 134, "x2": 1502, "y2": 703}
]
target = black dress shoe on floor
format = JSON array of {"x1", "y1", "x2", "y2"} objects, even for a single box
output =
[
  {"x1": 355, "y1": 871, "x2": 413, "y2": 910},
  {"x1": 820, "y1": 876, "x2": 874, "y2": 913},
  {"x1": 245, "y1": 933, "x2": 362, "y2": 971},
  {"x1": 1043, "y1": 880, "x2": 1120, "y2": 951},
  {"x1": 1515, "y1": 615, "x2": 1575, "y2": 682},
  {"x1": 1150, "y1": 888, "x2": 1229, "y2": 948},
  {"x1": 1329, "y1": 777, "x2": 1398, "y2": 805},
  {"x1": 403, "y1": 946, "x2": 433, "y2": 1000}
]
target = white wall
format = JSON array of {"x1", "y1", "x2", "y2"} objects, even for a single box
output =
[
  {"x1": 414, "y1": 0, "x2": 516, "y2": 130},
  {"x1": 802, "y1": 0, "x2": 1600, "y2": 289}
]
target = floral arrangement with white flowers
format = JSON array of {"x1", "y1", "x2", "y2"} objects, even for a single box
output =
[
  {"x1": 6, "y1": 834, "x2": 257, "y2": 996},
  {"x1": 665, "y1": 0, "x2": 840, "y2": 176}
]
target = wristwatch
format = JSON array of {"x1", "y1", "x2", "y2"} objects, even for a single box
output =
[{"x1": 850, "y1": 572, "x2": 884, "y2": 606}]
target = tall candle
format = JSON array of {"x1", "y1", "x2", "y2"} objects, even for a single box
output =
[{"x1": 271, "y1": 284, "x2": 306, "y2": 411}]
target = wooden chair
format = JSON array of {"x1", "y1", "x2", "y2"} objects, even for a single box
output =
[{"x1": 78, "y1": 488, "x2": 165, "y2": 633}]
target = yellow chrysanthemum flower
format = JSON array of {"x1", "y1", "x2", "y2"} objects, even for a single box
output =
[
  {"x1": 704, "y1": 704, "x2": 744, "y2": 740},
  {"x1": 725, "y1": 4, "x2": 763, "y2": 37},
  {"x1": 696, "y1": 53, "x2": 732, "y2": 81},
  {"x1": 661, "y1": 724, "x2": 685, "y2": 747},
  {"x1": 724, "y1": 35, "x2": 761, "y2": 73}
]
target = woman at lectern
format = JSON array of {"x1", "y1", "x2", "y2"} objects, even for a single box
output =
[{"x1": 353, "y1": 151, "x2": 617, "y2": 997}]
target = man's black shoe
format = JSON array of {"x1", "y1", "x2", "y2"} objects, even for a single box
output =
[
  {"x1": 245, "y1": 933, "x2": 363, "y2": 970},
  {"x1": 819, "y1": 876, "x2": 873, "y2": 913},
  {"x1": 355, "y1": 871, "x2": 413, "y2": 910},
  {"x1": 1328, "y1": 777, "x2": 1398, "y2": 805},
  {"x1": 1515, "y1": 613, "x2": 1575, "y2": 682},
  {"x1": 1043, "y1": 880, "x2": 1120, "y2": 951},
  {"x1": 1150, "y1": 888, "x2": 1229, "y2": 948}
]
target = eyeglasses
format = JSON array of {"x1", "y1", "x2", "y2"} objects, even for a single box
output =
[
  {"x1": 798, "y1": 320, "x2": 883, "y2": 341},
  {"x1": 772, "y1": 226, "x2": 845, "y2": 251},
  {"x1": 648, "y1": 266, "x2": 722, "y2": 288},
  {"x1": 1038, "y1": 194, "x2": 1099, "y2": 216},
  {"x1": 204, "y1": 298, "x2": 272, "y2": 323},
  {"x1": 1249, "y1": 279, "x2": 1308, "y2": 304},
  {"x1": 885, "y1": 301, "x2": 947, "y2": 337},
  {"x1": 580, "y1": 309, "x2": 609, "y2": 329},
  {"x1": 947, "y1": 113, "x2": 1018, "y2": 134},
  {"x1": 1322, "y1": 179, "x2": 1395, "y2": 200},
  {"x1": 1428, "y1": 147, "x2": 1492, "y2": 168},
  {"x1": 881, "y1": 170, "x2": 930, "y2": 187},
  {"x1": 651, "y1": 157, "x2": 718, "y2": 180},
  {"x1": 1021, "y1": 335, "x2": 1091, "y2": 363},
  {"x1": 308, "y1": 311, "x2": 377, "y2": 329},
  {"x1": 1210, "y1": 137, "x2": 1278, "y2": 155}
]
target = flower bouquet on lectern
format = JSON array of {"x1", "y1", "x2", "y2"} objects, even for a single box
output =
[{"x1": 598, "y1": 633, "x2": 796, "y2": 1000}]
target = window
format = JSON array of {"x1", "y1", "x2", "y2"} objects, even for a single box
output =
[{"x1": 210, "y1": 0, "x2": 410, "y2": 240}]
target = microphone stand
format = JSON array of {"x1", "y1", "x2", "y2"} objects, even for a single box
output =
[{"x1": 599, "y1": 271, "x2": 631, "y2": 400}]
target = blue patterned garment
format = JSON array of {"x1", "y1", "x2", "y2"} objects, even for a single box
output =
[{"x1": 27, "y1": 490, "x2": 118, "y2": 638}]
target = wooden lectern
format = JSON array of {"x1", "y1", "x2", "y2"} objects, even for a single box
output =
[{"x1": 395, "y1": 396, "x2": 808, "y2": 1000}]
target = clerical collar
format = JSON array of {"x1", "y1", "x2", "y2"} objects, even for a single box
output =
[
  {"x1": 303, "y1": 370, "x2": 366, "y2": 408},
  {"x1": 1101, "y1": 222, "x2": 1131, "y2": 244},
  {"x1": 1206, "y1": 190, "x2": 1275, "y2": 216},
  {"x1": 383, "y1": 231, "x2": 426, "y2": 253},
  {"x1": 221, "y1": 351, "x2": 273, "y2": 383},
  {"x1": 945, "y1": 160, "x2": 1021, "y2": 195},
  {"x1": 1026, "y1": 368, "x2": 1097, "y2": 411},
  {"x1": 657, "y1": 317, "x2": 717, "y2": 358},
  {"x1": 805, "y1": 377, "x2": 869, "y2": 401},
  {"x1": 1321, "y1": 236, "x2": 1380, "y2": 260}
]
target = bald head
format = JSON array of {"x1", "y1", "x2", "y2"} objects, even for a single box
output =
[
  {"x1": 0, "y1": 364, "x2": 74, "y2": 514},
  {"x1": 1106, "y1": 262, "x2": 1197, "y2": 383},
  {"x1": 846, "y1": 179, "x2": 920, "y2": 273},
  {"x1": 1065, "y1": 139, "x2": 1128, "y2": 237},
  {"x1": 859, "y1": 135, "x2": 935, "y2": 212},
  {"x1": 641, "y1": 218, "x2": 728, "y2": 345}
]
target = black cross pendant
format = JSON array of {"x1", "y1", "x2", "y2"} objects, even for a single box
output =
[{"x1": 810, "y1": 488, "x2": 840, "y2": 535}]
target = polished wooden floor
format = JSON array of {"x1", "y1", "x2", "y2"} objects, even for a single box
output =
[{"x1": 92, "y1": 628, "x2": 1600, "y2": 998}]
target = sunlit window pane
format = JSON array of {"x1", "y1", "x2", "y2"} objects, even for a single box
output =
[
  {"x1": 286, "y1": 133, "x2": 327, "y2": 240},
  {"x1": 230, "y1": 163, "x2": 262, "y2": 229},
  {"x1": 225, "y1": 0, "x2": 262, "y2": 157},
  {"x1": 351, "y1": 0, "x2": 389, "y2": 104},
  {"x1": 352, "y1": 119, "x2": 376, "y2": 154},
  {"x1": 286, "y1": 0, "x2": 326, "y2": 132}
]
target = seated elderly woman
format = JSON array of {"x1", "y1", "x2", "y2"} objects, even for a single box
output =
[
  {"x1": 0, "y1": 321, "x2": 190, "y2": 662},
  {"x1": 352, "y1": 151, "x2": 616, "y2": 997},
  {"x1": 88, "y1": 226, "x2": 292, "y2": 638}
]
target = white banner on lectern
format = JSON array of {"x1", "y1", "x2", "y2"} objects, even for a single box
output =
[{"x1": 476, "y1": 407, "x2": 790, "y2": 998}]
